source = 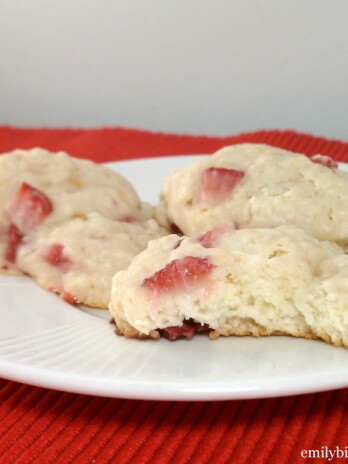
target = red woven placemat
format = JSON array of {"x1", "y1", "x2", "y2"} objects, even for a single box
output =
[{"x1": 1, "y1": 126, "x2": 348, "y2": 464}]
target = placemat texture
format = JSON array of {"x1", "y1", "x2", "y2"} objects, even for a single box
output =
[{"x1": 1, "y1": 126, "x2": 348, "y2": 464}]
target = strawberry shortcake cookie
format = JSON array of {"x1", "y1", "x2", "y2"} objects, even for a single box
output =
[
  {"x1": 157, "y1": 144, "x2": 348, "y2": 241},
  {"x1": 0, "y1": 148, "x2": 154, "y2": 273},
  {"x1": 109, "y1": 225, "x2": 348, "y2": 347},
  {"x1": 16, "y1": 212, "x2": 167, "y2": 308}
]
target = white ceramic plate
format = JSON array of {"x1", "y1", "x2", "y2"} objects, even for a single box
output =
[{"x1": 1, "y1": 156, "x2": 348, "y2": 401}]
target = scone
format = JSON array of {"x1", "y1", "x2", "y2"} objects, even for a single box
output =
[
  {"x1": 157, "y1": 143, "x2": 348, "y2": 241},
  {"x1": 17, "y1": 212, "x2": 168, "y2": 308},
  {"x1": 0, "y1": 148, "x2": 152, "y2": 272},
  {"x1": 109, "y1": 225, "x2": 348, "y2": 347}
]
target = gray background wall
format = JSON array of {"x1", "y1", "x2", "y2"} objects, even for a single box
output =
[{"x1": 1, "y1": 0, "x2": 347, "y2": 140}]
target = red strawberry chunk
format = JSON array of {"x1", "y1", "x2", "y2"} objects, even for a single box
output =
[
  {"x1": 311, "y1": 154, "x2": 338, "y2": 169},
  {"x1": 198, "y1": 230, "x2": 218, "y2": 248},
  {"x1": 120, "y1": 216, "x2": 142, "y2": 223},
  {"x1": 200, "y1": 167, "x2": 244, "y2": 202},
  {"x1": 162, "y1": 320, "x2": 196, "y2": 340},
  {"x1": 44, "y1": 243, "x2": 72, "y2": 268},
  {"x1": 6, "y1": 183, "x2": 53, "y2": 230},
  {"x1": 48, "y1": 285, "x2": 78, "y2": 305},
  {"x1": 62, "y1": 291, "x2": 78, "y2": 305},
  {"x1": 142, "y1": 256, "x2": 214, "y2": 294},
  {"x1": 5, "y1": 224, "x2": 23, "y2": 263},
  {"x1": 161, "y1": 319, "x2": 211, "y2": 340},
  {"x1": 198, "y1": 223, "x2": 234, "y2": 248},
  {"x1": 170, "y1": 224, "x2": 184, "y2": 236}
]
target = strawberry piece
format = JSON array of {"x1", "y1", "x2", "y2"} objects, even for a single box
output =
[
  {"x1": 5, "y1": 224, "x2": 23, "y2": 263},
  {"x1": 120, "y1": 216, "x2": 141, "y2": 223},
  {"x1": 142, "y1": 256, "x2": 214, "y2": 294},
  {"x1": 197, "y1": 224, "x2": 231, "y2": 248},
  {"x1": 198, "y1": 230, "x2": 217, "y2": 248},
  {"x1": 198, "y1": 223, "x2": 234, "y2": 248},
  {"x1": 62, "y1": 291, "x2": 78, "y2": 305},
  {"x1": 170, "y1": 223, "x2": 184, "y2": 236},
  {"x1": 311, "y1": 154, "x2": 338, "y2": 169},
  {"x1": 44, "y1": 243, "x2": 72, "y2": 268},
  {"x1": 48, "y1": 285, "x2": 78, "y2": 305},
  {"x1": 161, "y1": 319, "x2": 210, "y2": 340},
  {"x1": 6, "y1": 183, "x2": 53, "y2": 230},
  {"x1": 200, "y1": 167, "x2": 244, "y2": 202},
  {"x1": 162, "y1": 320, "x2": 196, "y2": 340}
]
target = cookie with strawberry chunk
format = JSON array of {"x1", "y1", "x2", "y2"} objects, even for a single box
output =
[
  {"x1": 17, "y1": 212, "x2": 168, "y2": 308},
  {"x1": 109, "y1": 224, "x2": 348, "y2": 347},
  {"x1": 157, "y1": 144, "x2": 348, "y2": 242},
  {"x1": 0, "y1": 148, "x2": 153, "y2": 272}
]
